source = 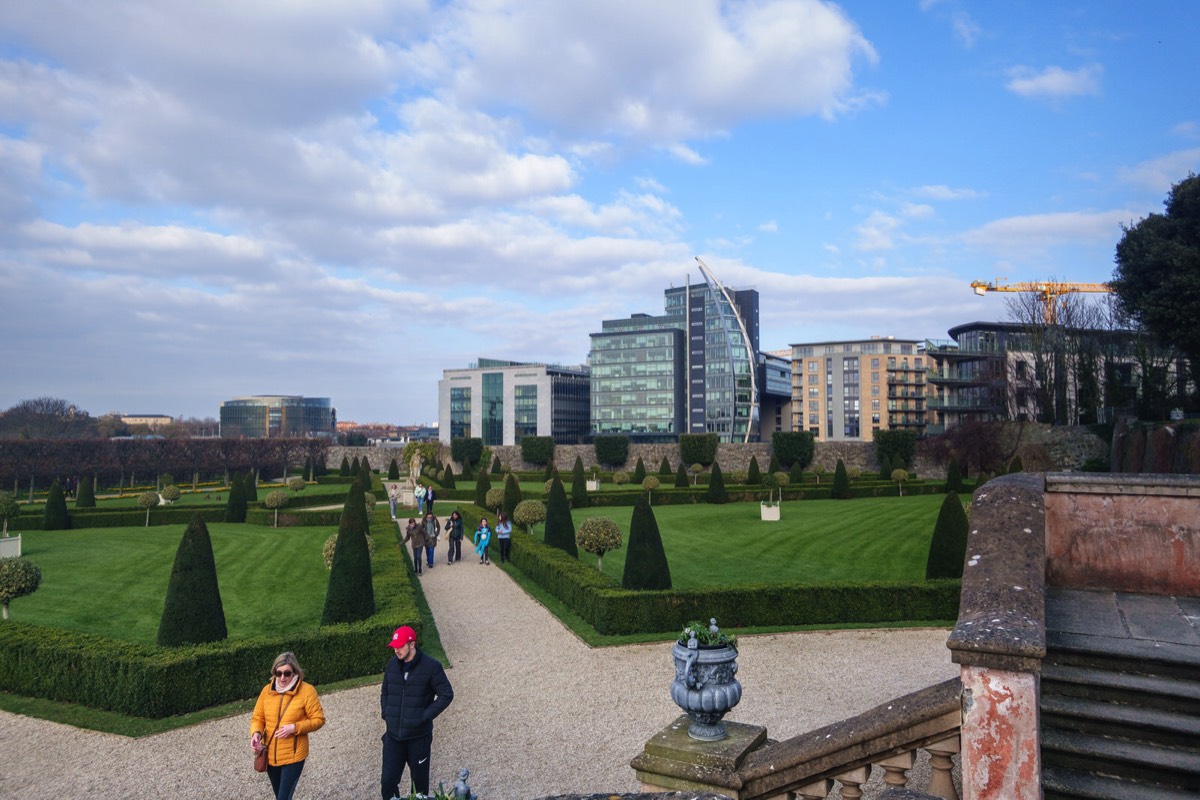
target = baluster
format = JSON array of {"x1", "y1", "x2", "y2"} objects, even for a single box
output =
[
  {"x1": 876, "y1": 750, "x2": 915, "y2": 787},
  {"x1": 925, "y1": 734, "x2": 961, "y2": 800},
  {"x1": 834, "y1": 765, "x2": 870, "y2": 799},
  {"x1": 795, "y1": 777, "x2": 832, "y2": 799}
]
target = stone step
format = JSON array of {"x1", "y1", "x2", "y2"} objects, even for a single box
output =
[
  {"x1": 1042, "y1": 662, "x2": 1200, "y2": 716},
  {"x1": 1041, "y1": 693, "x2": 1200, "y2": 749},
  {"x1": 1045, "y1": 631, "x2": 1200, "y2": 683},
  {"x1": 1042, "y1": 763, "x2": 1200, "y2": 800},
  {"x1": 1041, "y1": 728, "x2": 1200, "y2": 791}
]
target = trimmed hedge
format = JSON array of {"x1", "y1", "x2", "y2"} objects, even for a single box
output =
[
  {"x1": 503, "y1": 527, "x2": 959, "y2": 635},
  {"x1": 593, "y1": 435, "x2": 629, "y2": 468},
  {"x1": 0, "y1": 512, "x2": 421, "y2": 718},
  {"x1": 520, "y1": 436, "x2": 555, "y2": 466},
  {"x1": 678, "y1": 433, "x2": 718, "y2": 467}
]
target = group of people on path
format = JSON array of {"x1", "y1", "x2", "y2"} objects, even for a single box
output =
[
  {"x1": 403, "y1": 510, "x2": 512, "y2": 570},
  {"x1": 250, "y1": 626, "x2": 453, "y2": 800}
]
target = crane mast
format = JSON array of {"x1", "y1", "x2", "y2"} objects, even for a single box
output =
[{"x1": 970, "y1": 278, "x2": 1112, "y2": 325}]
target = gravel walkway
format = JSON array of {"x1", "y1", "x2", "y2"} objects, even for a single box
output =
[{"x1": 0, "y1": 519, "x2": 958, "y2": 799}]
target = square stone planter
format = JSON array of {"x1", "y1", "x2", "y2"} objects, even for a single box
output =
[
  {"x1": 0, "y1": 535, "x2": 21, "y2": 558},
  {"x1": 760, "y1": 503, "x2": 780, "y2": 521},
  {"x1": 586, "y1": 479, "x2": 601, "y2": 491}
]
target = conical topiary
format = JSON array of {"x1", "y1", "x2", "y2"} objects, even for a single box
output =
[
  {"x1": 706, "y1": 462, "x2": 729, "y2": 504},
  {"x1": 442, "y1": 462, "x2": 456, "y2": 489},
  {"x1": 339, "y1": 456, "x2": 350, "y2": 476},
  {"x1": 503, "y1": 472, "x2": 523, "y2": 519},
  {"x1": 831, "y1": 459, "x2": 852, "y2": 499},
  {"x1": 243, "y1": 470, "x2": 258, "y2": 502},
  {"x1": 632, "y1": 457, "x2": 647, "y2": 485},
  {"x1": 75, "y1": 475, "x2": 96, "y2": 508},
  {"x1": 674, "y1": 462, "x2": 689, "y2": 489},
  {"x1": 746, "y1": 456, "x2": 762, "y2": 486},
  {"x1": 622, "y1": 495, "x2": 672, "y2": 590},
  {"x1": 388, "y1": 458, "x2": 399, "y2": 480},
  {"x1": 42, "y1": 478, "x2": 71, "y2": 530},
  {"x1": 945, "y1": 459, "x2": 963, "y2": 493},
  {"x1": 360, "y1": 456, "x2": 372, "y2": 478},
  {"x1": 926, "y1": 492, "x2": 969, "y2": 580},
  {"x1": 659, "y1": 457, "x2": 672, "y2": 476},
  {"x1": 571, "y1": 457, "x2": 590, "y2": 508},
  {"x1": 788, "y1": 460, "x2": 805, "y2": 486},
  {"x1": 474, "y1": 469, "x2": 492, "y2": 509},
  {"x1": 768, "y1": 454, "x2": 780, "y2": 475},
  {"x1": 350, "y1": 456, "x2": 361, "y2": 479},
  {"x1": 157, "y1": 513, "x2": 228, "y2": 646},
  {"x1": 1009, "y1": 455, "x2": 1024, "y2": 473},
  {"x1": 321, "y1": 479, "x2": 376, "y2": 625},
  {"x1": 543, "y1": 477, "x2": 578, "y2": 557},
  {"x1": 224, "y1": 474, "x2": 247, "y2": 523},
  {"x1": 492, "y1": 456, "x2": 502, "y2": 475},
  {"x1": 878, "y1": 454, "x2": 892, "y2": 479}
]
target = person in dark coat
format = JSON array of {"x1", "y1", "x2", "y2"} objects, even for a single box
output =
[
  {"x1": 380, "y1": 625, "x2": 453, "y2": 800},
  {"x1": 443, "y1": 510, "x2": 464, "y2": 564}
]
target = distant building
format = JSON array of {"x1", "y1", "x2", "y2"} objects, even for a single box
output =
[
  {"x1": 589, "y1": 263, "x2": 788, "y2": 443},
  {"x1": 120, "y1": 414, "x2": 176, "y2": 430},
  {"x1": 219, "y1": 395, "x2": 336, "y2": 438},
  {"x1": 437, "y1": 359, "x2": 591, "y2": 446},
  {"x1": 789, "y1": 337, "x2": 927, "y2": 441}
]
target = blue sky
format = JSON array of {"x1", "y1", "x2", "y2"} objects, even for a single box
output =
[{"x1": 1, "y1": 1, "x2": 1197, "y2": 424}]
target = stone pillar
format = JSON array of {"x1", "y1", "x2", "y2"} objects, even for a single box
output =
[
  {"x1": 960, "y1": 665, "x2": 1040, "y2": 800},
  {"x1": 631, "y1": 715, "x2": 767, "y2": 798}
]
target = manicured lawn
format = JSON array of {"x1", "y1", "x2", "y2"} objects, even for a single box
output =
[
  {"x1": 566, "y1": 494, "x2": 947, "y2": 588},
  {"x1": 87, "y1": 481, "x2": 351, "y2": 508},
  {"x1": 14, "y1": 523, "x2": 339, "y2": 644}
]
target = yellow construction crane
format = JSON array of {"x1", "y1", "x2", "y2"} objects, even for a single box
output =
[{"x1": 970, "y1": 278, "x2": 1112, "y2": 325}]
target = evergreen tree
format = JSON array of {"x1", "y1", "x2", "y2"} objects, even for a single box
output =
[
  {"x1": 442, "y1": 462, "x2": 456, "y2": 489},
  {"x1": 543, "y1": 460, "x2": 554, "y2": 480},
  {"x1": 157, "y1": 513, "x2": 228, "y2": 646},
  {"x1": 659, "y1": 456, "x2": 672, "y2": 476},
  {"x1": 388, "y1": 458, "x2": 400, "y2": 480},
  {"x1": 461, "y1": 458, "x2": 474, "y2": 480},
  {"x1": 321, "y1": 479, "x2": 376, "y2": 624},
  {"x1": 75, "y1": 475, "x2": 97, "y2": 509},
  {"x1": 768, "y1": 454, "x2": 780, "y2": 475},
  {"x1": 788, "y1": 460, "x2": 805, "y2": 486},
  {"x1": 360, "y1": 456, "x2": 372, "y2": 477},
  {"x1": 503, "y1": 472, "x2": 523, "y2": 519},
  {"x1": 474, "y1": 469, "x2": 492, "y2": 509},
  {"x1": 706, "y1": 462, "x2": 729, "y2": 504},
  {"x1": 571, "y1": 457, "x2": 590, "y2": 508},
  {"x1": 831, "y1": 459, "x2": 853, "y2": 499},
  {"x1": 243, "y1": 470, "x2": 258, "y2": 502},
  {"x1": 42, "y1": 478, "x2": 71, "y2": 530},
  {"x1": 926, "y1": 493, "x2": 970, "y2": 579},
  {"x1": 878, "y1": 454, "x2": 892, "y2": 479},
  {"x1": 945, "y1": 458, "x2": 963, "y2": 493},
  {"x1": 350, "y1": 456, "x2": 361, "y2": 478},
  {"x1": 339, "y1": 456, "x2": 350, "y2": 476},
  {"x1": 674, "y1": 462, "x2": 689, "y2": 489},
  {"x1": 1009, "y1": 455, "x2": 1025, "y2": 473},
  {"x1": 632, "y1": 457, "x2": 647, "y2": 485},
  {"x1": 224, "y1": 474, "x2": 248, "y2": 523},
  {"x1": 491, "y1": 456, "x2": 502, "y2": 475},
  {"x1": 542, "y1": 477, "x2": 578, "y2": 556},
  {"x1": 746, "y1": 456, "x2": 762, "y2": 486},
  {"x1": 622, "y1": 495, "x2": 672, "y2": 590}
]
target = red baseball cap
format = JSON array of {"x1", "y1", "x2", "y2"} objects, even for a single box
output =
[{"x1": 388, "y1": 626, "x2": 416, "y2": 648}]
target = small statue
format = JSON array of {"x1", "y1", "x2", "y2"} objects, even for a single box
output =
[
  {"x1": 452, "y1": 767, "x2": 474, "y2": 800},
  {"x1": 709, "y1": 618, "x2": 720, "y2": 636}
]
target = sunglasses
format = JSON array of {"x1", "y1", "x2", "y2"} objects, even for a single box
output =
[{"x1": 275, "y1": 669, "x2": 294, "y2": 678}]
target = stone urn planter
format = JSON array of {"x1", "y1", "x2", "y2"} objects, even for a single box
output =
[
  {"x1": 670, "y1": 620, "x2": 742, "y2": 741},
  {"x1": 759, "y1": 502, "x2": 780, "y2": 521}
]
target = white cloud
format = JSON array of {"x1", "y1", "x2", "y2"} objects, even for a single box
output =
[
  {"x1": 952, "y1": 12, "x2": 981, "y2": 48},
  {"x1": 1117, "y1": 148, "x2": 1200, "y2": 194},
  {"x1": 1005, "y1": 64, "x2": 1102, "y2": 100},
  {"x1": 913, "y1": 184, "x2": 985, "y2": 200},
  {"x1": 961, "y1": 210, "x2": 1133, "y2": 252},
  {"x1": 854, "y1": 211, "x2": 901, "y2": 251},
  {"x1": 662, "y1": 143, "x2": 710, "y2": 166},
  {"x1": 758, "y1": 220, "x2": 779, "y2": 233},
  {"x1": 1170, "y1": 121, "x2": 1200, "y2": 140}
]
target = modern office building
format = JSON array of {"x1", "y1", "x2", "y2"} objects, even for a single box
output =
[
  {"x1": 120, "y1": 414, "x2": 176, "y2": 430},
  {"x1": 589, "y1": 260, "x2": 786, "y2": 443},
  {"x1": 219, "y1": 395, "x2": 336, "y2": 438},
  {"x1": 437, "y1": 359, "x2": 591, "y2": 446},
  {"x1": 789, "y1": 337, "x2": 927, "y2": 441}
]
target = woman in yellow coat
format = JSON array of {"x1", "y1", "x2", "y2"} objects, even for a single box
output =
[{"x1": 250, "y1": 652, "x2": 326, "y2": 800}]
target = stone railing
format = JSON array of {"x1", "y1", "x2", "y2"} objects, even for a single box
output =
[{"x1": 632, "y1": 679, "x2": 962, "y2": 800}]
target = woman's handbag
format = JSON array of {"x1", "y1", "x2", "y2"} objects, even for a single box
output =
[{"x1": 253, "y1": 743, "x2": 269, "y2": 773}]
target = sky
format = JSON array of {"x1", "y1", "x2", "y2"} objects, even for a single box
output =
[{"x1": 2, "y1": 1, "x2": 1198, "y2": 425}]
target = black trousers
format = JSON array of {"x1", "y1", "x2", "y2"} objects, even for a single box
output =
[
  {"x1": 447, "y1": 536, "x2": 462, "y2": 562},
  {"x1": 381, "y1": 732, "x2": 432, "y2": 800},
  {"x1": 498, "y1": 537, "x2": 512, "y2": 562}
]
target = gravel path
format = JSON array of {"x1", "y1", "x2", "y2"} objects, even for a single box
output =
[{"x1": 0, "y1": 519, "x2": 958, "y2": 799}]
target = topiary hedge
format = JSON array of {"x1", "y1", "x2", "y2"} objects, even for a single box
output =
[
  {"x1": 678, "y1": 433, "x2": 719, "y2": 467},
  {"x1": 593, "y1": 435, "x2": 630, "y2": 468},
  {"x1": 519, "y1": 436, "x2": 555, "y2": 466}
]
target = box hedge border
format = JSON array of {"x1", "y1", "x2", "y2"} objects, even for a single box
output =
[
  {"x1": 503, "y1": 527, "x2": 960, "y2": 636},
  {"x1": 0, "y1": 517, "x2": 422, "y2": 718}
]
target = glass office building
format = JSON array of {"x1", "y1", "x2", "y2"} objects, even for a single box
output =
[
  {"x1": 437, "y1": 359, "x2": 591, "y2": 445},
  {"x1": 219, "y1": 395, "x2": 336, "y2": 438}
]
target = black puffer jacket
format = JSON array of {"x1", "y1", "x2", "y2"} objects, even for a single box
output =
[{"x1": 380, "y1": 650, "x2": 453, "y2": 741}]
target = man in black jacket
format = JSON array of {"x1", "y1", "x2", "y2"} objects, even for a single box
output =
[{"x1": 380, "y1": 625, "x2": 454, "y2": 799}]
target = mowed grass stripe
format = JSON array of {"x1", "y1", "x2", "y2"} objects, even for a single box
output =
[
  {"x1": 16, "y1": 523, "x2": 337, "y2": 644},
  {"x1": 568, "y1": 495, "x2": 946, "y2": 588}
]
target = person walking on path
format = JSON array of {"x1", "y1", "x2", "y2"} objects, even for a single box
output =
[
  {"x1": 380, "y1": 625, "x2": 453, "y2": 800},
  {"x1": 388, "y1": 485, "x2": 399, "y2": 519},
  {"x1": 415, "y1": 483, "x2": 426, "y2": 515},
  {"x1": 473, "y1": 517, "x2": 492, "y2": 564},
  {"x1": 402, "y1": 518, "x2": 426, "y2": 575},
  {"x1": 249, "y1": 652, "x2": 326, "y2": 800},
  {"x1": 495, "y1": 512, "x2": 513, "y2": 564},
  {"x1": 443, "y1": 510, "x2": 464, "y2": 564},
  {"x1": 425, "y1": 485, "x2": 436, "y2": 516},
  {"x1": 421, "y1": 512, "x2": 440, "y2": 570}
]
